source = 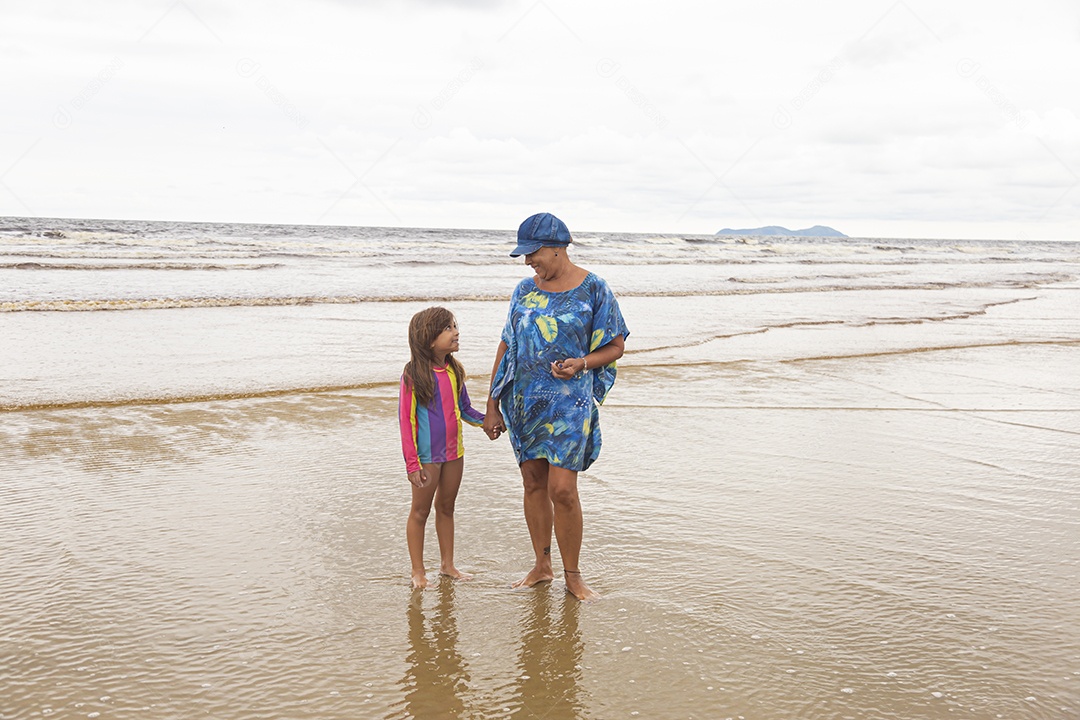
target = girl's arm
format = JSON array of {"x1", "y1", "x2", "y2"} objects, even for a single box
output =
[
  {"x1": 457, "y1": 381, "x2": 485, "y2": 427},
  {"x1": 482, "y1": 341, "x2": 508, "y2": 439},
  {"x1": 398, "y1": 376, "x2": 424, "y2": 480}
]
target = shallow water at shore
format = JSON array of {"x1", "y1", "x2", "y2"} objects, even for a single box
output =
[{"x1": 3, "y1": 334, "x2": 1079, "y2": 719}]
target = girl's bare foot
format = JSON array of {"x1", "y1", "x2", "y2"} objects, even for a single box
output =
[
  {"x1": 512, "y1": 565, "x2": 555, "y2": 589},
  {"x1": 564, "y1": 570, "x2": 600, "y2": 603},
  {"x1": 439, "y1": 566, "x2": 474, "y2": 580},
  {"x1": 411, "y1": 572, "x2": 428, "y2": 590}
]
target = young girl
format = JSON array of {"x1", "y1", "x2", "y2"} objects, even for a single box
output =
[{"x1": 399, "y1": 307, "x2": 486, "y2": 589}]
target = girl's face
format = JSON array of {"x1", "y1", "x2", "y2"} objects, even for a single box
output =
[
  {"x1": 524, "y1": 246, "x2": 561, "y2": 280},
  {"x1": 430, "y1": 318, "x2": 459, "y2": 358}
]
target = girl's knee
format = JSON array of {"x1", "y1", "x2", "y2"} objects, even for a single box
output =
[
  {"x1": 435, "y1": 497, "x2": 456, "y2": 516},
  {"x1": 409, "y1": 506, "x2": 432, "y2": 524}
]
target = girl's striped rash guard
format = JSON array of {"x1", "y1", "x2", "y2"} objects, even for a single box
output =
[{"x1": 398, "y1": 364, "x2": 485, "y2": 474}]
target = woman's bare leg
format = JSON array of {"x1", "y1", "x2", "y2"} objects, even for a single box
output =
[
  {"x1": 512, "y1": 459, "x2": 555, "y2": 588},
  {"x1": 547, "y1": 466, "x2": 600, "y2": 602},
  {"x1": 434, "y1": 458, "x2": 472, "y2": 580},
  {"x1": 406, "y1": 462, "x2": 441, "y2": 589}
]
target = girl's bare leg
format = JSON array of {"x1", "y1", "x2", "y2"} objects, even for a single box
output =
[
  {"x1": 513, "y1": 459, "x2": 556, "y2": 588},
  {"x1": 406, "y1": 463, "x2": 442, "y2": 589},
  {"x1": 434, "y1": 457, "x2": 472, "y2": 579},
  {"x1": 548, "y1": 466, "x2": 600, "y2": 602}
]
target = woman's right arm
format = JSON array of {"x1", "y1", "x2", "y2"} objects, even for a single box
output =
[{"x1": 482, "y1": 341, "x2": 508, "y2": 439}]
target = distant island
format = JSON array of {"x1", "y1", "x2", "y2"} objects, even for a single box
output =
[{"x1": 716, "y1": 225, "x2": 847, "y2": 238}]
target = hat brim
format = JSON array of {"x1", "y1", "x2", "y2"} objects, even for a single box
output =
[{"x1": 509, "y1": 240, "x2": 546, "y2": 257}]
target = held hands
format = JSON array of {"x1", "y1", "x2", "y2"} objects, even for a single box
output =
[
  {"x1": 483, "y1": 400, "x2": 506, "y2": 441},
  {"x1": 408, "y1": 469, "x2": 428, "y2": 488},
  {"x1": 483, "y1": 413, "x2": 506, "y2": 441},
  {"x1": 550, "y1": 357, "x2": 587, "y2": 380}
]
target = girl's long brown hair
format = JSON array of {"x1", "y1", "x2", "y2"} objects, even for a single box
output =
[{"x1": 403, "y1": 306, "x2": 465, "y2": 406}]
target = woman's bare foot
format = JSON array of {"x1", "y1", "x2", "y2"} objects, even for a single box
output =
[
  {"x1": 439, "y1": 566, "x2": 474, "y2": 580},
  {"x1": 411, "y1": 572, "x2": 428, "y2": 590},
  {"x1": 512, "y1": 565, "x2": 555, "y2": 589},
  {"x1": 564, "y1": 570, "x2": 601, "y2": 603}
]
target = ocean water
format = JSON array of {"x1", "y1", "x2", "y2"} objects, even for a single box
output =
[{"x1": 1, "y1": 217, "x2": 1079, "y2": 719}]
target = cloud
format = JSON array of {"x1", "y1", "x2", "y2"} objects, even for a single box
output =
[{"x1": 1, "y1": 0, "x2": 1078, "y2": 239}]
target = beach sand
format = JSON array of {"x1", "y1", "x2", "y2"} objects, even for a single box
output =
[{"x1": 3, "y1": 317, "x2": 1078, "y2": 718}]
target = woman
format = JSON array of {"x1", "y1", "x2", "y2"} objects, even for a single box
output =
[{"x1": 484, "y1": 212, "x2": 629, "y2": 602}]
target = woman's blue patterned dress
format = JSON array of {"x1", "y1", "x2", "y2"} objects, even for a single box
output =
[{"x1": 491, "y1": 272, "x2": 629, "y2": 471}]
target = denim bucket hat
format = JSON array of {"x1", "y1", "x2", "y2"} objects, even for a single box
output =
[{"x1": 510, "y1": 213, "x2": 572, "y2": 257}]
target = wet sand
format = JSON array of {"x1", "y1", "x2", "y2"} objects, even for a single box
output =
[{"x1": 3, "y1": 329, "x2": 1078, "y2": 718}]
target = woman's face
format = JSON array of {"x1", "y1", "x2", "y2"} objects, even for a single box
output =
[{"x1": 524, "y1": 246, "x2": 561, "y2": 279}]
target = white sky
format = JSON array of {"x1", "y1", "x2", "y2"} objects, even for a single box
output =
[{"x1": 2, "y1": 0, "x2": 1079, "y2": 239}]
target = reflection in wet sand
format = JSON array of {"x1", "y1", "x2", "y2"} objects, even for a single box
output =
[
  {"x1": 399, "y1": 581, "x2": 471, "y2": 720},
  {"x1": 511, "y1": 590, "x2": 587, "y2": 719}
]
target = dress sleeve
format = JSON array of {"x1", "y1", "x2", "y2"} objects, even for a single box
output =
[
  {"x1": 398, "y1": 374, "x2": 422, "y2": 474},
  {"x1": 491, "y1": 280, "x2": 526, "y2": 401},
  {"x1": 499, "y1": 280, "x2": 526, "y2": 346},
  {"x1": 458, "y1": 380, "x2": 485, "y2": 427},
  {"x1": 589, "y1": 277, "x2": 630, "y2": 405}
]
